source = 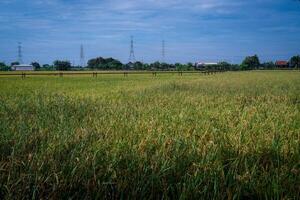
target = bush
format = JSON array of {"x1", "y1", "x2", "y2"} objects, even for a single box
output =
[
  {"x1": 54, "y1": 60, "x2": 71, "y2": 71},
  {"x1": 0, "y1": 62, "x2": 11, "y2": 71}
]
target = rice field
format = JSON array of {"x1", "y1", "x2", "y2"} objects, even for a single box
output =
[{"x1": 0, "y1": 71, "x2": 299, "y2": 199}]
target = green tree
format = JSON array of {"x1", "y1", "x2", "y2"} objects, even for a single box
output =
[
  {"x1": 88, "y1": 57, "x2": 104, "y2": 69},
  {"x1": 241, "y1": 55, "x2": 260, "y2": 70},
  {"x1": 187, "y1": 62, "x2": 194, "y2": 71},
  {"x1": 143, "y1": 63, "x2": 150, "y2": 70},
  {"x1": 290, "y1": 55, "x2": 300, "y2": 68},
  {"x1": 175, "y1": 63, "x2": 184, "y2": 71},
  {"x1": 169, "y1": 64, "x2": 176, "y2": 70},
  {"x1": 230, "y1": 64, "x2": 240, "y2": 71},
  {"x1": 31, "y1": 62, "x2": 41, "y2": 70},
  {"x1": 262, "y1": 61, "x2": 275, "y2": 70},
  {"x1": 87, "y1": 57, "x2": 123, "y2": 70},
  {"x1": 150, "y1": 62, "x2": 161, "y2": 70},
  {"x1": 160, "y1": 62, "x2": 170, "y2": 71},
  {"x1": 133, "y1": 61, "x2": 144, "y2": 70},
  {"x1": 53, "y1": 60, "x2": 71, "y2": 71},
  {"x1": 108, "y1": 60, "x2": 123, "y2": 70},
  {"x1": 40, "y1": 64, "x2": 54, "y2": 71},
  {"x1": 218, "y1": 61, "x2": 231, "y2": 70},
  {"x1": 0, "y1": 62, "x2": 11, "y2": 71},
  {"x1": 11, "y1": 61, "x2": 19, "y2": 66},
  {"x1": 124, "y1": 62, "x2": 134, "y2": 70}
]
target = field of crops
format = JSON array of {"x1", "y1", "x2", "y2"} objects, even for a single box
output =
[{"x1": 0, "y1": 71, "x2": 299, "y2": 199}]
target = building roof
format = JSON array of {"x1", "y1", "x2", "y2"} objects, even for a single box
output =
[
  {"x1": 14, "y1": 64, "x2": 33, "y2": 67},
  {"x1": 204, "y1": 63, "x2": 218, "y2": 65},
  {"x1": 196, "y1": 62, "x2": 218, "y2": 65},
  {"x1": 275, "y1": 61, "x2": 288, "y2": 65}
]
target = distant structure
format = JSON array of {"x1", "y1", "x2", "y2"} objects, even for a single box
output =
[
  {"x1": 128, "y1": 36, "x2": 136, "y2": 63},
  {"x1": 12, "y1": 42, "x2": 34, "y2": 70},
  {"x1": 12, "y1": 64, "x2": 34, "y2": 71},
  {"x1": 162, "y1": 40, "x2": 165, "y2": 63},
  {"x1": 195, "y1": 62, "x2": 218, "y2": 70},
  {"x1": 275, "y1": 60, "x2": 289, "y2": 68},
  {"x1": 80, "y1": 44, "x2": 86, "y2": 67},
  {"x1": 17, "y1": 42, "x2": 23, "y2": 63}
]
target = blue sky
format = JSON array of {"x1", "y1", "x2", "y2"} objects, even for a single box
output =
[{"x1": 0, "y1": 0, "x2": 300, "y2": 64}]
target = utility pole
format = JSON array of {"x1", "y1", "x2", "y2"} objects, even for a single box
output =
[
  {"x1": 18, "y1": 42, "x2": 23, "y2": 63},
  {"x1": 80, "y1": 44, "x2": 85, "y2": 67},
  {"x1": 162, "y1": 39, "x2": 165, "y2": 63},
  {"x1": 129, "y1": 36, "x2": 136, "y2": 63}
]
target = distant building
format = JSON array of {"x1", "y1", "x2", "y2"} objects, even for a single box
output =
[
  {"x1": 12, "y1": 64, "x2": 34, "y2": 71},
  {"x1": 275, "y1": 61, "x2": 288, "y2": 68},
  {"x1": 195, "y1": 62, "x2": 218, "y2": 70}
]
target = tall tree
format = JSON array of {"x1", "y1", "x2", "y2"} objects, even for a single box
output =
[
  {"x1": 241, "y1": 55, "x2": 260, "y2": 70},
  {"x1": 290, "y1": 55, "x2": 300, "y2": 68}
]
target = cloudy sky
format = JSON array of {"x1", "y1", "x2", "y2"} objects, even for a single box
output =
[{"x1": 0, "y1": 0, "x2": 300, "y2": 64}]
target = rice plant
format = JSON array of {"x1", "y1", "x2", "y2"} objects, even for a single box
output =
[{"x1": 0, "y1": 71, "x2": 299, "y2": 199}]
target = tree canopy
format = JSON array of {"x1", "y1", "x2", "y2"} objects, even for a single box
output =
[
  {"x1": 290, "y1": 55, "x2": 300, "y2": 68},
  {"x1": 31, "y1": 62, "x2": 41, "y2": 70},
  {"x1": 261, "y1": 61, "x2": 275, "y2": 69},
  {"x1": 11, "y1": 61, "x2": 20, "y2": 66},
  {"x1": 0, "y1": 62, "x2": 11, "y2": 71},
  {"x1": 23, "y1": 54, "x2": 300, "y2": 72},
  {"x1": 54, "y1": 60, "x2": 71, "y2": 71},
  {"x1": 241, "y1": 55, "x2": 260, "y2": 70},
  {"x1": 87, "y1": 57, "x2": 123, "y2": 70},
  {"x1": 218, "y1": 61, "x2": 231, "y2": 70}
]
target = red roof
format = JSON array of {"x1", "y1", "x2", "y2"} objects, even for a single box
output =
[{"x1": 275, "y1": 61, "x2": 288, "y2": 65}]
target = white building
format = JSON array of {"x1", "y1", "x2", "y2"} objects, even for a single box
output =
[
  {"x1": 195, "y1": 62, "x2": 218, "y2": 70},
  {"x1": 12, "y1": 64, "x2": 34, "y2": 71}
]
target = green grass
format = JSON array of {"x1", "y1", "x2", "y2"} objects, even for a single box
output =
[{"x1": 0, "y1": 71, "x2": 299, "y2": 199}]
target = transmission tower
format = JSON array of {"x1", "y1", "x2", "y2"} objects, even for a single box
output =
[
  {"x1": 18, "y1": 42, "x2": 23, "y2": 63},
  {"x1": 80, "y1": 44, "x2": 85, "y2": 67},
  {"x1": 162, "y1": 40, "x2": 165, "y2": 63},
  {"x1": 128, "y1": 36, "x2": 136, "y2": 63}
]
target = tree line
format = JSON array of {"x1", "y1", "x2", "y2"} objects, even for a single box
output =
[{"x1": 1, "y1": 55, "x2": 300, "y2": 71}]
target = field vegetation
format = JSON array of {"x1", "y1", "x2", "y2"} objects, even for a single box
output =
[{"x1": 0, "y1": 71, "x2": 299, "y2": 199}]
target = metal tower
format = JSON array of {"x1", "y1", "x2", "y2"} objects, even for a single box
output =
[
  {"x1": 80, "y1": 44, "x2": 85, "y2": 67},
  {"x1": 128, "y1": 36, "x2": 136, "y2": 63},
  {"x1": 162, "y1": 40, "x2": 165, "y2": 63},
  {"x1": 18, "y1": 42, "x2": 23, "y2": 63}
]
